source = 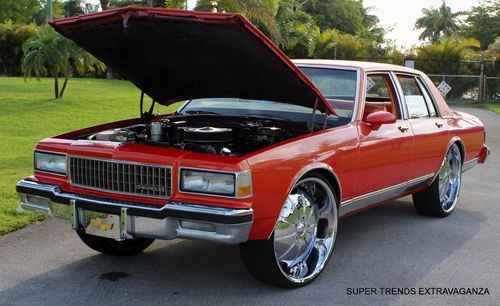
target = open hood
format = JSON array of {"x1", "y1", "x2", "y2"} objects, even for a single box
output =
[{"x1": 50, "y1": 6, "x2": 334, "y2": 113}]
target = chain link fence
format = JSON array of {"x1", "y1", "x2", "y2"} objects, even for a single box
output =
[
  {"x1": 428, "y1": 75, "x2": 500, "y2": 103},
  {"x1": 428, "y1": 75, "x2": 480, "y2": 102},
  {"x1": 353, "y1": 57, "x2": 499, "y2": 104},
  {"x1": 485, "y1": 77, "x2": 500, "y2": 102}
]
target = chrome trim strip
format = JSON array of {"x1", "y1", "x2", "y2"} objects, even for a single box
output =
[
  {"x1": 462, "y1": 157, "x2": 479, "y2": 172},
  {"x1": 68, "y1": 155, "x2": 172, "y2": 200},
  {"x1": 339, "y1": 173, "x2": 434, "y2": 216}
]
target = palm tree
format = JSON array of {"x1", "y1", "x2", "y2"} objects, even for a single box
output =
[
  {"x1": 417, "y1": 36, "x2": 480, "y2": 74},
  {"x1": 276, "y1": 1, "x2": 317, "y2": 58},
  {"x1": 312, "y1": 28, "x2": 368, "y2": 60},
  {"x1": 195, "y1": 0, "x2": 281, "y2": 44},
  {"x1": 22, "y1": 26, "x2": 105, "y2": 99},
  {"x1": 415, "y1": 0, "x2": 458, "y2": 43}
]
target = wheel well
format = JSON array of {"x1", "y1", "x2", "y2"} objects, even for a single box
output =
[
  {"x1": 306, "y1": 169, "x2": 342, "y2": 207},
  {"x1": 453, "y1": 140, "x2": 466, "y2": 164}
]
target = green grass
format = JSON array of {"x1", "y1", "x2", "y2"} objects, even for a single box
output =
[
  {"x1": 0, "y1": 77, "x2": 180, "y2": 235},
  {"x1": 485, "y1": 103, "x2": 500, "y2": 115},
  {"x1": 447, "y1": 100, "x2": 500, "y2": 115}
]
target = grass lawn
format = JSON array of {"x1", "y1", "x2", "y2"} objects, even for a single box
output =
[
  {"x1": 0, "y1": 77, "x2": 179, "y2": 235},
  {"x1": 447, "y1": 101, "x2": 500, "y2": 115},
  {"x1": 485, "y1": 103, "x2": 500, "y2": 115}
]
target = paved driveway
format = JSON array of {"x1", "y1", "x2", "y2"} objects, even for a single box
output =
[{"x1": 1, "y1": 107, "x2": 499, "y2": 305}]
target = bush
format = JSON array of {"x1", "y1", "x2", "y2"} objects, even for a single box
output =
[{"x1": 0, "y1": 20, "x2": 38, "y2": 76}]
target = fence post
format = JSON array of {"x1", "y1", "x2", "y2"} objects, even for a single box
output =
[
  {"x1": 479, "y1": 55, "x2": 485, "y2": 103},
  {"x1": 46, "y1": 0, "x2": 53, "y2": 23},
  {"x1": 484, "y1": 77, "x2": 487, "y2": 102}
]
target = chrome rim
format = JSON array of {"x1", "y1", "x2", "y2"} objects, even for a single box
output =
[
  {"x1": 438, "y1": 144, "x2": 462, "y2": 212},
  {"x1": 273, "y1": 177, "x2": 337, "y2": 283}
]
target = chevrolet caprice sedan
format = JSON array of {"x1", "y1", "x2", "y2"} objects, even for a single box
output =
[{"x1": 16, "y1": 7, "x2": 490, "y2": 288}]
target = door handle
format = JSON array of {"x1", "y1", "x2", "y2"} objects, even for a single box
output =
[
  {"x1": 398, "y1": 126, "x2": 409, "y2": 132},
  {"x1": 435, "y1": 122, "x2": 444, "y2": 128}
]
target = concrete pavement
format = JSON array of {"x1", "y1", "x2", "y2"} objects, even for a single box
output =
[{"x1": 1, "y1": 107, "x2": 499, "y2": 305}]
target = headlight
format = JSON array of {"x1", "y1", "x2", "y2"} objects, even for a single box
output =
[
  {"x1": 180, "y1": 169, "x2": 252, "y2": 198},
  {"x1": 34, "y1": 151, "x2": 67, "y2": 175}
]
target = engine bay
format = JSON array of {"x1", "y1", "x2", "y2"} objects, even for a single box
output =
[{"x1": 83, "y1": 115, "x2": 308, "y2": 156}]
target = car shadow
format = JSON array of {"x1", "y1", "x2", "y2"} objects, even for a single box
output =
[{"x1": 0, "y1": 198, "x2": 486, "y2": 305}]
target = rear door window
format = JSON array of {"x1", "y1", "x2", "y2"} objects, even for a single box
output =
[
  {"x1": 397, "y1": 75, "x2": 430, "y2": 119},
  {"x1": 416, "y1": 77, "x2": 437, "y2": 117}
]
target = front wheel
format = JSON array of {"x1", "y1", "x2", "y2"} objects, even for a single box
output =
[
  {"x1": 76, "y1": 230, "x2": 154, "y2": 256},
  {"x1": 413, "y1": 143, "x2": 462, "y2": 217},
  {"x1": 240, "y1": 173, "x2": 338, "y2": 288}
]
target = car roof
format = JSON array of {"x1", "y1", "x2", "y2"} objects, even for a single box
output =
[{"x1": 292, "y1": 59, "x2": 423, "y2": 74}]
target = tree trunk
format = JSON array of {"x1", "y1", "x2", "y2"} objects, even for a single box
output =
[
  {"x1": 100, "y1": 0, "x2": 109, "y2": 10},
  {"x1": 59, "y1": 77, "x2": 69, "y2": 98},
  {"x1": 101, "y1": 0, "x2": 113, "y2": 79},
  {"x1": 54, "y1": 76, "x2": 59, "y2": 99}
]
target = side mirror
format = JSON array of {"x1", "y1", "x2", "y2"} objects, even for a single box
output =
[{"x1": 365, "y1": 111, "x2": 396, "y2": 126}]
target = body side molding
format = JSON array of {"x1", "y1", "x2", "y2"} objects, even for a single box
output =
[{"x1": 339, "y1": 173, "x2": 434, "y2": 216}]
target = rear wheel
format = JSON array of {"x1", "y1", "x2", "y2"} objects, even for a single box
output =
[
  {"x1": 413, "y1": 143, "x2": 462, "y2": 217},
  {"x1": 240, "y1": 173, "x2": 338, "y2": 288},
  {"x1": 76, "y1": 230, "x2": 154, "y2": 256}
]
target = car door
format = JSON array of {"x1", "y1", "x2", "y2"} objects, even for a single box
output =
[
  {"x1": 396, "y1": 74, "x2": 449, "y2": 179},
  {"x1": 355, "y1": 72, "x2": 414, "y2": 197}
]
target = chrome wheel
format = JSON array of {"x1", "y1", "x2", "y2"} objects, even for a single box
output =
[
  {"x1": 438, "y1": 144, "x2": 462, "y2": 213},
  {"x1": 273, "y1": 177, "x2": 337, "y2": 283}
]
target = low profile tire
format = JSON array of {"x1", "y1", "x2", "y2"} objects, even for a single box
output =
[
  {"x1": 240, "y1": 173, "x2": 339, "y2": 288},
  {"x1": 76, "y1": 230, "x2": 154, "y2": 256},
  {"x1": 413, "y1": 143, "x2": 462, "y2": 217}
]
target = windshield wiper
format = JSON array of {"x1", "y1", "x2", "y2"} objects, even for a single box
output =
[
  {"x1": 184, "y1": 110, "x2": 221, "y2": 115},
  {"x1": 244, "y1": 113, "x2": 289, "y2": 121}
]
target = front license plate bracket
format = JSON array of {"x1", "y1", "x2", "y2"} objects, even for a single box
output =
[{"x1": 83, "y1": 210, "x2": 124, "y2": 240}]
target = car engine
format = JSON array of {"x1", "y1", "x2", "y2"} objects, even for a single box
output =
[{"x1": 85, "y1": 116, "x2": 303, "y2": 156}]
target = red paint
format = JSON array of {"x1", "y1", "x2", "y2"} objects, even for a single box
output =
[
  {"x1": 30, "y1": 62, "x2": 486, "y2": 239},
  {"x1": 24, "y1": 9, "x2": 486, "y2": 241}
]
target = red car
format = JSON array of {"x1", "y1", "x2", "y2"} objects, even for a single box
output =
[{"x1": 17, "y1": 7, "x2": 490, "y2": 288}]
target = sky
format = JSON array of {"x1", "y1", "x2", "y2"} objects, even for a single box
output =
[
  {"x1": 363, "y1": 0, "x2": 482, "y2": 48},
  {"x1": 87, "y1": 0, "x2": 482, "y2": 48}
]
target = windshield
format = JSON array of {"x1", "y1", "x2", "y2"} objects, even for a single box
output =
[
  {"x1": 299, "y1": 67, "x2": 358, "y2": 119},
  {"x1": 178, "y1": 68, "x2": 358, "y2": 126}
]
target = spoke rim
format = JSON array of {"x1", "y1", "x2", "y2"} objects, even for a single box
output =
[
  {"x1": 273, "y1": 177, "x2": 338, "y2": 283},
  {"x1": 438, "y1": 145, "x2": 462, "y2": 212}
]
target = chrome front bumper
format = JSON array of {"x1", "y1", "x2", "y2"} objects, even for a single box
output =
[{"x1": 16, "y1": 180, "x2": 253, "y2": 244}]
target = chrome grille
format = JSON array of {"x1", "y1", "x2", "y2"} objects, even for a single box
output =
[{"x1": 69, "y1": 156, "x2": 171, "y2": 199}]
